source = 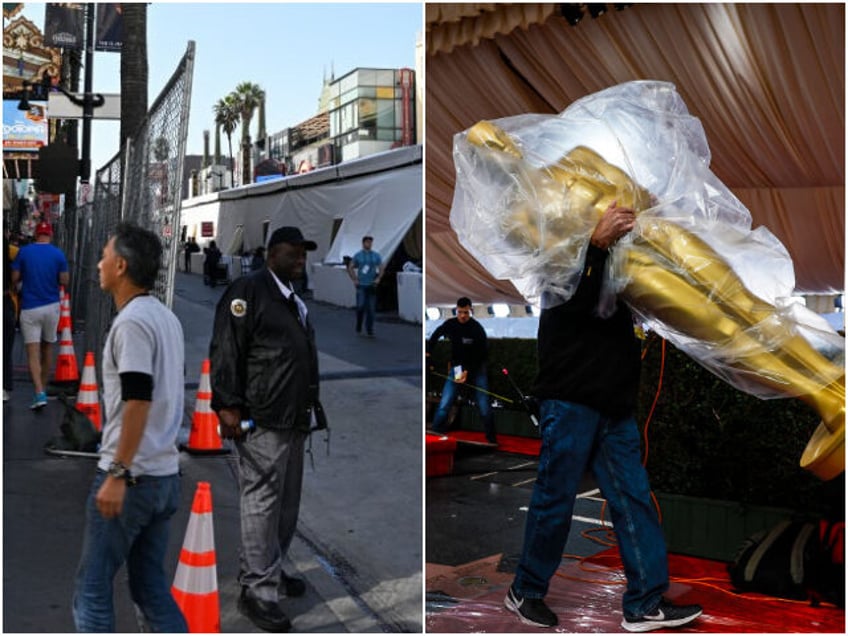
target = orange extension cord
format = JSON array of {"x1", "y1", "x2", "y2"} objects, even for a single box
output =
[{"x1": 554, "y1": 335, "x2": 822, "y2": 606}]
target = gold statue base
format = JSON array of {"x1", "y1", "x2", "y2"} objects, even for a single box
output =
[{"x1": 800, "y1": 420, "x2": 845, "y2": 481}]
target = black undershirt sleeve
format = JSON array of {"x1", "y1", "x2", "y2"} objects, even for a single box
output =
[{"x1": 120, "y1": 372, "x2": 153, "y2": 402}]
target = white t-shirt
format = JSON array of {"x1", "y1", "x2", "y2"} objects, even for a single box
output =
[{"x1": 98, "y1": 295, "x2": 185, "y2": 476}]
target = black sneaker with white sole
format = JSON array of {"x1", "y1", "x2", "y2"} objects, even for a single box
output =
[
  {"x1": 504, "y1": 585, "x2": 558, "y2": 628},
  {"x1": 621, "y1": 599, "x2": 702, "y2": 632}
]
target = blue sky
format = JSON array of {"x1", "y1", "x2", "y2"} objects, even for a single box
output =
[{"x1": 14, "y1": 2, "x2": 422, "y2": 174}]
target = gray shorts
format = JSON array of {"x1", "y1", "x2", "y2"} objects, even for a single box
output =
[{"x1": 19, "y1": 302, "x2": 60, "y2": 344}]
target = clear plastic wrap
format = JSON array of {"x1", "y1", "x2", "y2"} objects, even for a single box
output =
[{"x1": 449, "y1": 81, "x2": 844, "y2": 476}]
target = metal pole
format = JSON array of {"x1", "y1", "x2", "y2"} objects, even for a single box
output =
[{"x1": 80, "y1": 3, "x2": 95, "y2": 183}]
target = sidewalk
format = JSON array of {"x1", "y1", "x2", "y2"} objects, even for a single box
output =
[{"x1": 3, "y1": 270, "x2": 423, "y2": 632}]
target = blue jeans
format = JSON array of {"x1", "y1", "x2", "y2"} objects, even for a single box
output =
[
  {"x1": 355, "y1": 285, "x2": 377, "y2": 334},
  {"x1": 431, "y1": 368, "x2": 495, "y2": 440},
  {"x1": 73, "y1": 470, "x2": 188, "y2": 632},
  {"x1": 513, "y1": 400, "x2": 669, "y2": 617}
]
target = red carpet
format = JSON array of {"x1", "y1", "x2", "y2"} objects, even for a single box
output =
[
  {"x1": 426, "y1": 548, "x2": 845, "y2": 633},
  {"x1": 446, "y1": 430, "x2": 541, "y2": 456}
]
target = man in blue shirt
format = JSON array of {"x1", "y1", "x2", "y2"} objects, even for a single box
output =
[
  {"x1": 347, "y1": 235, "x2": 383, "y2": 337},
  {"x1": 11, "y1": 221, "x2": 69, "y2": 409}
]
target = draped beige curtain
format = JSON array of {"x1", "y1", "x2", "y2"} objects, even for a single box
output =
[{"x1": 425, "y1": 3, "x2": 845, "y2": 305}]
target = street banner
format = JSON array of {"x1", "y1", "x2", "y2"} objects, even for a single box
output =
[
  {"x1": 95, "y1": 3, "x2": 124, "y2": 52},
  {"x1": 44, "y1": 4, "x2": 85, "y2": 49},
  {"x1": 3, "y1": 100, "x2": 48, "y2": 152}
]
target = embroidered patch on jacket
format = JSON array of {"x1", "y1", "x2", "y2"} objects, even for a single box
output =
[{"x1": 230, "y1": 299, "x2": 247, "y2": 317}]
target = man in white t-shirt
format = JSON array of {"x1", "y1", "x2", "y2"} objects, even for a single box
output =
[{"x1": 72, "y1": 222, "x2": 188, "y2": 632}]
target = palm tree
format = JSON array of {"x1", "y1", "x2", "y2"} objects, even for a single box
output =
[
  {"x1": 213, "y1": 94, "x2": 239, "y2": 185},
  {"x1": 232, "y1": 82, "x2": 265, "y2": 185},
  {"x1": 120, "y1": 3, "x2": 148, "y2": 146},
  {"x1": 214, "y1": 123, "x2": 222, "y2": 165},
  {"x1": 257, "y1": 94, "x2": 267, "y2": 149},
  {"x1": 202, "y1": 129, "x2": 210, "y2": 169}
]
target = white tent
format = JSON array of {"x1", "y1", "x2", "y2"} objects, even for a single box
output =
[{"x1": 180, "y1": 144, "x2": 423, "y2": 268}]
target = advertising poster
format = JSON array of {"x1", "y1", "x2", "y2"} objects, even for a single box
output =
[
  {"x1": 38, "y1": 193, "x2": 65, "y2": 220},
  {"x1": 2, "y1": 100, "x2": 48, "y2": 152}
]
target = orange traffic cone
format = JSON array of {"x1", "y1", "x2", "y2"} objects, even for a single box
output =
[
  {"x1": 57, "y1": 286, "x2": 72, "y2": 334},
  {"x1": 53, "y1": 323, "x2": 79, "y2": 388},
  {"x1": 172, "y1": 482, "x2": 220, "y2": 632},
  {"x1": 75, "y1": 352, "x2": 101, "y2": 430},
  {"x1": 183, "y1": 359, "x2": 226, "y2": 454}
]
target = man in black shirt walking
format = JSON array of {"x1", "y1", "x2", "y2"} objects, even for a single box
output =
[
  {"x1": 504, "y1": 203, "x2": 702, "y2": 632},
  {"x1": 426, "y1": 297, "x2": 496, "y2": 444}
]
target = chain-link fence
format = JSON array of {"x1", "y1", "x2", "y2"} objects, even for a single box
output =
[{"x1": 63, "y1": 41, "x2": 195, "y2": 361}]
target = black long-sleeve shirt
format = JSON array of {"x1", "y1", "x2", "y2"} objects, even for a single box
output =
[
  {"x1": 427, "y1": 316, "x2": 488, "y2": 375},
  {"x1": 533, "y1": 244, "x2": 641, "y2": 417}
]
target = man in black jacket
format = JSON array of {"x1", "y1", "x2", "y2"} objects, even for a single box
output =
[
  {"x1": 426, "y1": 297, "x2": 496, "y2": 444},
  {"x1": 209, "y1": 226, "x2": 319, "y2": 633},
  {"x1": 504, "y1": 203, "x2": 702, "y2": 632},
  {"x1": 203, "y1": 240, "x2": 222, "y2": 286}
]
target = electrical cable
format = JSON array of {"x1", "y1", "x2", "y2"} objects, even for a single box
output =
[{"x1": 428, "y1": 368, "x2": 515, "y2": 403}]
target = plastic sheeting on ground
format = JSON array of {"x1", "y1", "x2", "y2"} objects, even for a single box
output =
[{"x1": 426, "y1": 548, "x2": 845, "y2": 633}]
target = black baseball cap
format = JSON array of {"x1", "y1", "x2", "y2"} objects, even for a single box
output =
[{"x1": 267, "y1": 226, "x2": 317, "y2": 251}]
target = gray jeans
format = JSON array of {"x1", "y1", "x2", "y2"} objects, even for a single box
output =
[{"x1": 235, "y1": 426, "x2": 306, "y2": 602}]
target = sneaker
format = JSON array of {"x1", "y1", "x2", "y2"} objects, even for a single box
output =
[
  {"x1": 504, "y1": 585, "x2": 558, "y2": 628},
  {"x1": 621, "y1": 599, "x2": 703, "y2": 632},
  {"x1": 30, "y1": 391, "x2": 48, "y2": 410},
  {"x1": 3, "y1": 389, "x2": 9, "y2": 402}
]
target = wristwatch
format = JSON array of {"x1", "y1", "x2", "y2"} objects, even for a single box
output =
[{"x1": 107, "y1": 461, "x2": 136, "y2": 485}]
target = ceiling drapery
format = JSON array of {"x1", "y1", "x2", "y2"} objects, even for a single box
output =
[{"x1": 425, "y1": 3, "x2": 845, "y2": 305}]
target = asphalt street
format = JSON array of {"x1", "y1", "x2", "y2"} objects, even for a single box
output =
[{"x1": 3, "y1": 270, "x2": 423, "y2": 633}]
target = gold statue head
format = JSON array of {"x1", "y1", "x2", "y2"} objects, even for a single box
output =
[{"x1": 466, "y1": 121, "x2": 523, "y2": 158}]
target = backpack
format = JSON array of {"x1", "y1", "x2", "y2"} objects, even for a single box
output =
[
  {"x1": 43, "y1": 393, "x2": 101, "y2": 455},
  {"x1": 728, "y1": 519, "x2": 844, "y2": 607}
]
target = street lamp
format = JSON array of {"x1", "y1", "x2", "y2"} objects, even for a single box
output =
[{"x1": 16, "y1": 4, "x2": 103, "y2": 184}]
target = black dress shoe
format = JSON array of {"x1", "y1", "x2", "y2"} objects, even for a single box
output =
[
  {"x1": 281, "y1": 571, "x2": 306, "y2": 597},
  {"x1": 238, "y1": 589, "x2": 292, "y2": 633}
]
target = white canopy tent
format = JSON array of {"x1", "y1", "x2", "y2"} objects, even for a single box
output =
[{"x1": 179, "y1": 145, "x2": 422, "y2": 269}]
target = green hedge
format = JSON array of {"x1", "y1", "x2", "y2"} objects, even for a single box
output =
[{"x1": 427, "y1": 336, "x2": 844, "y2": 517}]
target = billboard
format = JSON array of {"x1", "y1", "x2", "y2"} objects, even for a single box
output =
[{"x1": 3, "y1": 100, "x2": 48, "y2": 152}]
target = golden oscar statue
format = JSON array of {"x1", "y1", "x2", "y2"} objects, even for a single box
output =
[{"x1": 457, "y1": 117, "x2": 843, "y2": 480}]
